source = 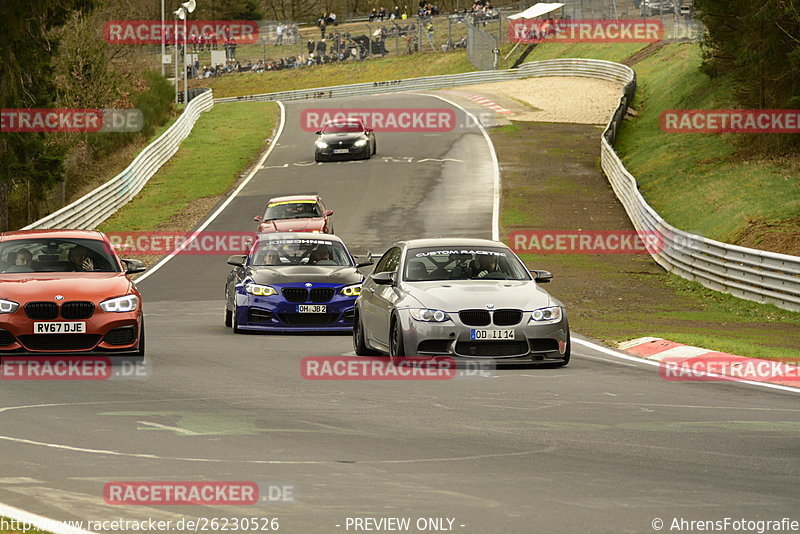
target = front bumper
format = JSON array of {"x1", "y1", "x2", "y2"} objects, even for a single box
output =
[
  {"x1": 396, "y1": 309, "x2": 569, "y2": 361},
  {"x1": 234, "y1": 284, "x2": 357, "y2": 332},
  {"x1": 0, "y1": 312, "x2": 142, "y2": 354},
  {"x1": 315, "y1": 145, "x2": 370, "y2": 160}
]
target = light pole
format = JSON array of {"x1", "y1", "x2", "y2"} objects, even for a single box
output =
[
  {"x1": 174, "y1": 7, "x2": 185, "y2": 105},
  {"x1": 161, "y1": 0, "x2": 165, "y2": 76},
  {"x1": 181, "y1": 1, "x2": 197, "y2": 104}
]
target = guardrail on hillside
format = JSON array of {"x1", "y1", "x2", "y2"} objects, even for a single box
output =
[
  {"x1": 23, "y1": 89, "x2": 214, "y2": 231},
  {"x1": 219, "y1": 59, "x2": 800, "y2": 312}
]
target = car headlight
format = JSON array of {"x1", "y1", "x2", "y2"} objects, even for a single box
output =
[
  {"x1": 245, "y1": 283, "x2": 278, "y2": 296},
  {"x1": 315, "y1": 140, "x2": 328, "y2": 149},
  {"x1": 529, "y1": 306, "x2": 562, "y2": 322},
  {"x1": 100, "y1": 295, "x2": 139, "y2": 313},
  {"x1": 354, "y1": 139, "x2": 368, "y2": 147},
  {"x1": 409, "y1": 308, "x2": 450, "y2": 322},
  {"x1": 340, "y1": 284, "x2": 362, "y2": 297},
  {"x1": 0, "y1": 299, "x2": 19, "y2": 314}
]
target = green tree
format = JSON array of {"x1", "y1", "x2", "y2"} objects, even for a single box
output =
[{"x1": 0, "y1": 0, "x2": 95, "y2": 230}]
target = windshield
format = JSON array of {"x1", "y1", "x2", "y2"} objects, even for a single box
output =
[
  {"x1": 250, "y1": 238, "x2": 353, "y2": 267},
  {"x1": 403, "y1": 246, "x2": 530, "y2": 281},
  {"x1": 263, "y1": 201, "x2": 321, "y2": 220},
  {"x1": 0, "y1": 238, "x2": 120, "y2": 273},
  {"x1": 322, "y1": 121, "x2": 364, "y2": 133}
]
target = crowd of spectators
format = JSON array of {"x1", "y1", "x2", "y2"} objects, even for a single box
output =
[{"x1": 468, "y1": 0, "x2": 499, "y2": 24}]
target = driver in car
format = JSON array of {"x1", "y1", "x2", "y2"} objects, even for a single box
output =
[
  {"x1": 311, "y1": 245, "x2": 334, "y2": 264},
  {"x1": 68, "y1": 245, "x2": 96, "y2": 272},
  {"x1": 474, "y1": 254, "x2": 502, "y2": 278}
]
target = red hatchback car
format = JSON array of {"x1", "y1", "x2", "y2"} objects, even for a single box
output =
[
  {"x1": 254, "y1": 195, "x2": 334, "y2": 234},
  {"x1": 0, "y1": 230, "x2": 146, "y2": 357}
]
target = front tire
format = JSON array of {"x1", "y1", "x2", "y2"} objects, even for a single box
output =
[
  {"x1": 389, "y1": 315, "x2": 406, "y2": 365},
  {"x1": 353, "y1": 312, "x2": 379, "y2": 356},
  {"x1": 225, "y1": 307, "x2": 232, "y2": 327}
]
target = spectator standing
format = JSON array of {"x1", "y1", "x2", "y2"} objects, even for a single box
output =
[
  {"x1": 318, "y1": 14, "x2": 327, "y2": 39},
  {"x1": 307, "y1": 39, "x2": 316, "y2": 55},
  {"x1": 370, "y1": 8, "x2": 378, "y2": 22},
  {"x1": 275, "y1": 23, "x2": 285, "y2": 45},
  {"x1": 190, "y1": 33, "x2": 197, "y2": 52}
]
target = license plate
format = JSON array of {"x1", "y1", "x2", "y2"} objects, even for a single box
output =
[
  {"x1": 470, "y1": 329, "x2": 515, "y2": 340},
  {"x1": 297, "y1": 305, "x2": 326, "y2": 313},
  {"x1": 34, "y1": 322, "x2": 86, "y2": 334},
  {"x1": 332, "y1": 148, "x2": 350, "y2": 154}
]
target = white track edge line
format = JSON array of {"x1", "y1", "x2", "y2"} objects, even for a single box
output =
[
  {"x1": 135, "y1": 101, "x2": 287, "y2": 283},
  {"x1": 422, "y1": 93, "x2": 501, "y2": 241}
]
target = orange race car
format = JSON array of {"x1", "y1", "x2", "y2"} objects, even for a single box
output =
[{"x1": 0, "y1": 230, "x2": 146, "y2": 357}]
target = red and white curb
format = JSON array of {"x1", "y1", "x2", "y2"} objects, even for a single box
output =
[
  {"x1": 618, "y1": 337, "x2": 800, "y2": 388},
  {"x1": 457, "y1": 93, "x2": 515, "y2": 115}
]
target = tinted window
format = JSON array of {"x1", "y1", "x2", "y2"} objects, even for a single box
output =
[
  {"x1": 322, "y1": 122, "x2": 364, "y2": 133},
  {"x1": 403, "y1": 246, "x2": 530, "y2": 281},
  {"x1": 0, "y1": 238, "x2": 120, "y2": 273},
  {"x1": 251, "y1": 238, "x2": 352, "y2": 267},
  {"x1": 264, "y1": 201, "x2": 321, "y2": 220},
  {"x1": 373, "y1": 247, "x2": 401, "y2": 273}
]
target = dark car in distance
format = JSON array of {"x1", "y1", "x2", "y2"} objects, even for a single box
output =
[{"x1": 314, "y1": 119, "x2": 376, "y2": 162}]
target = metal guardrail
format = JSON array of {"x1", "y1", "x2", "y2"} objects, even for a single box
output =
[
  {"x1": 214, "y1": 59, "x2": 632, "y2": 103},
  {"x1": 219, "y1": 58, "x2": 800, "y2": 312},
  {"x1": 22, "y1": 89, "x2": 214, "y2": 231}
]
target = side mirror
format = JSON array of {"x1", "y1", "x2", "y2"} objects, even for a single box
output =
[
  {"x1": 371, "y1": 271, "x2": 395, "y2": 285},
  {"x1": 324, "y1": 210, "x2": 334, "y2": 216},
  {"x1": 315, "y1": 130, "x2": 322, "y2": 135},
  {"x1": 122, "y1": 259, "x2": 146, "y2": 275},
  {"x1": 227, "y1": 255, "x2": 246, "y2": 267},
  {"x1": 530, "y1": 269, "x2": 552, "y2": 283},
  {"x1": 254, "y1": 215, "x2": 262, "y2": 222},
  {"x1": 356, "y1": 261, "x2": 374, "y2": 268}
]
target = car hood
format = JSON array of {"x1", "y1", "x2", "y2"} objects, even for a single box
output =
[
  {"x1": 258, "y1": 218, "x2": 325, "y2": 233},
  {"x1": 0, "y1": 273, "x2": 133, "y2": 303},
  {"x1": 320, "y1": 132, "x2": 366, "y2": 143},
  {"x1": 400, "y1": 280, "x2": 554, "y2": 312},
  {"x1": 247, "y1": 265, "x2": 363, "y2": 285}
]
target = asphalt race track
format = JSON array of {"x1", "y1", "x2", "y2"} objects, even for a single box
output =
[{"x1": 1, "y1": 94, "x2": 799, "y2": 533}]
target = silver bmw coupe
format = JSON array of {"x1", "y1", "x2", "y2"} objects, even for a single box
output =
[{"x1": 354, "y1": 238, "x2": 570, "y2": 366}]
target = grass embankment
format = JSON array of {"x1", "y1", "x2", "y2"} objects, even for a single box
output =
[
  {"x1": 496, "y1": 121, "x2": 800, "y2": 360},
  {"x1": 494, "y1": 42, "x2": 800, "y2": 360},
  {"x1": 615, "y1": 42, "x2": 800, "y2": 255},
  {"x1": 99, "y1": 101, "x2": 278, "y2": 233},
  {"x1": 191, "y1": 51, "x2": 475, "y2": 98}
]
